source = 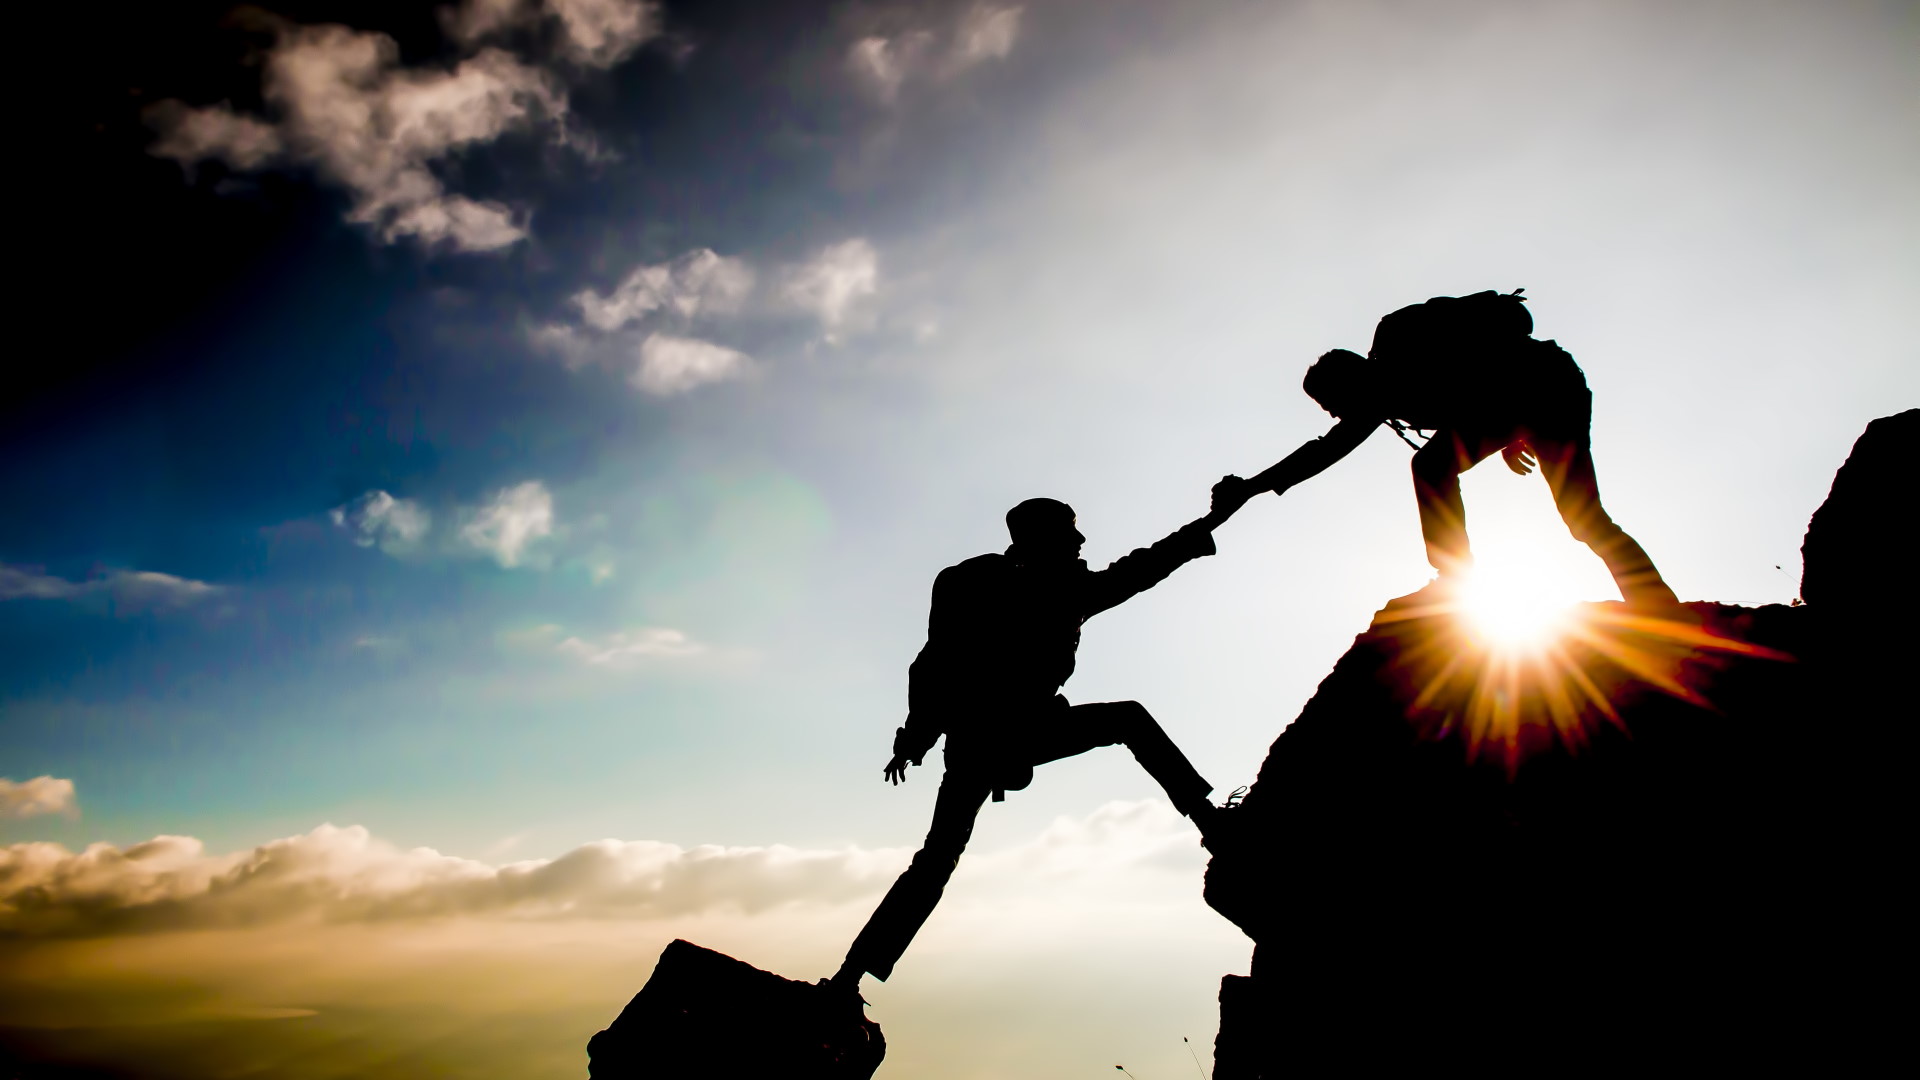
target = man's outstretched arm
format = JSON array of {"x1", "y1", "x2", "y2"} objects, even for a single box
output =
[
  {"x1": 1216, "y1": 416, "x2": 1379, "y2": 519},
  {"x1": 1081, "y1": 512, "x2": 1220, "y2": 619}
]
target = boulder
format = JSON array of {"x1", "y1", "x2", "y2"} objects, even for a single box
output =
[{"x1": 588, "y1": 940, "x2": 884, "y2": 1079}]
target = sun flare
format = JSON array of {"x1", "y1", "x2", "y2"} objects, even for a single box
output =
[
  {"x1": 1377, "y1": 552, "x2": 1780, "y2": 769},
  {"x1": 1454, "y1": 563, "x2": 1581, "y2": 652}
]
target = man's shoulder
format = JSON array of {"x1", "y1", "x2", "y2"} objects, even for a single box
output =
[
  {"x1": 936, "y1": 552, "x2": 1011, "y2": 584},
  {"x1": 951, "y1": 552, "x2": 1007, "y2": 571}
]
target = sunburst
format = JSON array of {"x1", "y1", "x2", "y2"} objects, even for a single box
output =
[{"x1": 1374, "y1": 574, "x2": 1785, "y2": 771}]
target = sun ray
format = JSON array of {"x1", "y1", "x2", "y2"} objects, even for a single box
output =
[{"x1": 1378, "y1": 570, "x2": 1791, "y2": 769}]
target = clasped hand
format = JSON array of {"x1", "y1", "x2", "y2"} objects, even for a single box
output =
[{"x1": 1206, "y1": 474, "x2": 1255, "y2": 527}]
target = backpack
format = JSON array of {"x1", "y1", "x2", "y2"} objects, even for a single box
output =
[
  {"x1": 1366, "y1": 290, "x2": 1536, "y2": 439},
  {"x1": 1369, "y1": 289, "x2": 1534, "y2": 365}
]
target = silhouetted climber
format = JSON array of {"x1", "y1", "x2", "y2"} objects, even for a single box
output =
[
  {"x1": 1213, "y1": 290, "x2": 1679, "y2": 606},
  {"x1": 826, "y1": 492, "x2": 1237, "y2": 994}
]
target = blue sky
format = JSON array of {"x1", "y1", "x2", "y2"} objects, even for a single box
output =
[{"x1": 3, "y1": 1, "x2": 1915, "y2": 1076}]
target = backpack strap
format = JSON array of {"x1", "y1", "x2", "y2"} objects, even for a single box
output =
[{"x1": 1385, "y1": 419, "x2": 1430, "y2": 450}]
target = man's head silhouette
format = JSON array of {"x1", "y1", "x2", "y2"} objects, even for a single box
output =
[
  {"x1": 1005, "y1": 497, "x2": 1085, "y2": 564},
  {"x1": 1303, "y1": 348, "x2": 1379, "y2": 419}
]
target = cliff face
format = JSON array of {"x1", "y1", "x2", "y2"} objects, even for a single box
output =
[
  {"x1": 1800, "y1": 408, "x2": 1918, "y2": 611},
  {"x1": 1205, "y1": 412, "x2": 1914, "y2": 1076}
]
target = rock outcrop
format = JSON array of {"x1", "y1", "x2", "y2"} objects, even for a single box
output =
[
  {"x1": 1800, "y1": 408, "x2": 1918, "y2": 612},
  {"x1": 1205, "y1": 411, "x2": 1913, "y2": 1076},
  {"x1": 588, "y1": 940, "x2": 884, "y2": 1079}
]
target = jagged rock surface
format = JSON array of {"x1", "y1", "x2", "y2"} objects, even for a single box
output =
[
  {"x1": 588, "y1": 940, "x2": 884, "y2": 1079},
  {"x1": 1206, "y1": 412, "x2": 1913, "y2": 1076},
  {"x1": 1800, "y1": 407, "x2": 1918, "y2": 611}
]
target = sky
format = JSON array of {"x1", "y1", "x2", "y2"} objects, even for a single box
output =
[{"x1": 3, "y1": 0, "x2": 1915, "y2": 1076}]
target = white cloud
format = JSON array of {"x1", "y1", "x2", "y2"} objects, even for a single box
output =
[
  {"x1": 572, "y1": 248, "x2": 755, "y2": 332},
  {"x1": 542, "y1": 250, "x2": 757, "y2": 393},
  {"x1": 329, "y1": 490, "x2": 432, "y2": 553},
  {"x1": 107, "y1": 572, "x2": 223, "y2": 611},
  {"x1": 151, "y1": 24, "x2": 566, "y2": 252},
  {"x1": 848, "y1": 32, "x2": 933, "y2": 102},
  {"x1": 146, "y1": 101, "x2": 282, "y2": 169},
  {"x1": 460, "y1": 481, "x2": 555, "y2": 567},
  {"x1": 527, "y1": 321, "x2": 599, "y2": 369},
  {"x1": 847, "y1": 38, "x2": 897, "y2": 99},
  {"x1": 847, "y1": 6, "x2": 1021, "y2": 102},
  {"x1": 586, "y1": 553, "x2": 617, "y2": 584},
  {"x1": 0, "y1": 565, "x2": 77, "y2": 600},
  {"x1": 633, "y1": 333, "x2": 751, "y2": 394},
  {"x1": 555, "y1": 627, "x2": 704, "y2": 666},
  {"x1": 971, "y1": 799, "x2": 1201, "y2": 880},
  {"x1": 783, "y1": 238, "x2": 879, "y2": 338},
  {"x1": 440, "y1": 0, "x2": 662, "y2": 68},
  {"x1": 0, "y1": 799, "x2": 1200, "y2": 937},
  {"x1": 536, "y1": 240, "x2": 886, "y2": 389},
  {"x1": 0, "y1": 801, "x2": 1239, "y2": 1078},
  {"x1": 0, "y1": 822, "x2": 904, "y2": 936},
  {"x1": 0, "y1": 565, "x2": 220, "y2": 613},
  {"x1": 953, "y1": 5, "x2": 1022, "y2": 67},
  {"x1": 441, "y1": 0, "x2": 538, "y2": 45},
  {"x1": 0, "y1": 776, "x2": 78, "y2": 821},
  {"x1": 548, "y1": 0, "x2": 662, "y2": 68}
]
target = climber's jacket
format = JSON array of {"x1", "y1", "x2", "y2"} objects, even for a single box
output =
[{"x1": 891, "y1": 520, "x2": 1217, "y2": 773}]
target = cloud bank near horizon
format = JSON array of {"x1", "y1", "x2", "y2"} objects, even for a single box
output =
[
  {"x1": 0, "y1": 800, "x2": 1203, "y2": 938},
  {"x1": 0, "y1": 797, "x2": 1239, "y2": 1080}
]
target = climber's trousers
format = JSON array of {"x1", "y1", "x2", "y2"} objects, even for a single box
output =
[{"x1": 841, "y1": 699, "x2": 1211, "y2": 982}]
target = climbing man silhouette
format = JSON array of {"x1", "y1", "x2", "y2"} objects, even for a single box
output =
[
  {"x1": 826, "y1": 489, "x2": 1239, "y2": 993},
  {"x1": 1212, "y1": 290, "x2": 1680, "y2": 606}
]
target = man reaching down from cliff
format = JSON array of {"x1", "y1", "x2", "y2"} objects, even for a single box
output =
[
  {"x1": 826, "y1": 491, "x2": 1237, "y2": 994},
  {"x1": 1213, "y1": 290, "x2": 1679, "y2": 606}
]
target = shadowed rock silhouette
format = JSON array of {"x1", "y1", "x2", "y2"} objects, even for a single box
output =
[
  {"x1": 1800, "y1": 408, "x2": 1918, "y2": 611},
  {"x1": 1215, "y1": 290, "x2": 1679, "y2": 605},
  {"x1": 1204, "y1": 411, "x2": 1913, "y2": 1076},
  {"x1": 588, "y1": 940, "x2": 884, "y2": 1079}
]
